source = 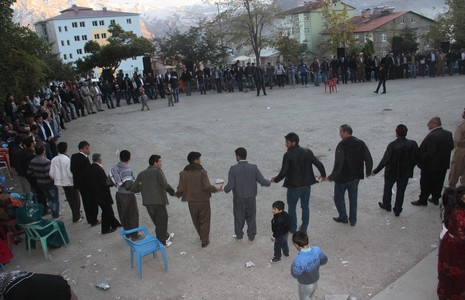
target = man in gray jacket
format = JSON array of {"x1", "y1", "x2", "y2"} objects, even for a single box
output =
[
  {"x1": 224, "y1": 147, "x2": 271, "y2": 242},
  {"x1": 131, "y1": 155, "x2": 175, "y2": 246}
]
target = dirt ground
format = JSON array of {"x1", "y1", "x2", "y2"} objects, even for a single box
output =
[{"x1": 4, "y1": 75, "x2": 462, "y2": 300}]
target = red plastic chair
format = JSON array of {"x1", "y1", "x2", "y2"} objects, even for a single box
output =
[{"x1": 0, "y1": 219, "x2": 24, "y2": 250}]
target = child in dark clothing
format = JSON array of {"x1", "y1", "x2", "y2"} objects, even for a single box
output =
[
  {"x1": 271, "y1": 200, "x2": 290, "y2": 263},
  {"x1": 291, "y1": 231, "x2": 328, "y2": 300}
]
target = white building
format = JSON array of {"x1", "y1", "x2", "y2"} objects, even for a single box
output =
[{"x1": 35, "y1": 5, "x2": 144, "y2": 78}]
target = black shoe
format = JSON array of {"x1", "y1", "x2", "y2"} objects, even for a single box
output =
[
  {"x1": 378, "y1": 202, "x2": 391, "y2": 212},
  {"x1": 427, "y1": 198, "x2": 439, "y2": 205},
  {"x1": 333, "y1": 217, "x2": 348, "y2": 224},
  {"x1": 394, "y1": 211, "x2": 401, "y2": 217},
  {"x1": 102, "y1": 227, "x2": 117, "y2": 234},
  {"x1": 373, "y1": 91, "x2": 378, "y2": 94},
  {"x1": 411, "y1": 200, "x2": 427, "y2": 206},
  {"x1": 283, "y1": 253, "x2": 289, "y2": 257},
  {"x1": 270, "y1": 257, "x2": 281, "y2": 263},
  {"x1": 201, "y1": 240, "x2": 210, "y2": 248},
  {"x1": 381, "y1": 91, "x2": 386, "y2": 94},
  {"x1": 90, "y1": 220, "x2": 101, "y2": 227},
  {"x1": 350, "y1": 221, "x2": 356, "y2": 227}
]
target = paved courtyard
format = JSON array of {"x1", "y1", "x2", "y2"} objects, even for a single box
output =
[{"x1": 5, "y1": 75, "x2": 463, "y2": 299}]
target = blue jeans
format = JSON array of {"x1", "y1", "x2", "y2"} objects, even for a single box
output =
[
  {"x1": 287, "y1": 186, "x2": 311, "y2": 232},
  {"x1": 273, "y1": 233, "x2": 289, "y2": 259},
  {"x1": 334, "y1": 180, "x2": 359, "y2": 224},
  {"x1": 173, "y1": 87, "x2": 180, "y2": 102},
  {"x1": 41, "y1": 185, "x2": 60, "y2": 218},
  {"x1": 383, "y1": 177, "x2": 409, "y2": 214}
]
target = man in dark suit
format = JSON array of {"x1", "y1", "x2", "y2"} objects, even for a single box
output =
[
  {"x1": 372, "y1": 124, "x2": 418, "y2": 216},
  {"x1": 87, "y1": 153, "x2": 121, "y2": 234},
  {"x1": 35, "y1": 112, "x2": 57, "y2": 159},
  {"x1": 412, "y1": 117, "x2": 454, "y2": 206},
  {"x1": 223, "y1": 147, "x2": 271, "y2": 242},
  {"x1": 70, "y1": 141, "x2": 99, "y2": 226}
]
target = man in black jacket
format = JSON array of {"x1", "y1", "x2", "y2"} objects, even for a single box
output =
[
  {"x1": 325, "y1": 124, "x2": 372, "y2": 226},
  {"x1": 272, "y1": 132, "x2": 326, "y2": 233},
  {"x1": 412, "y1": 117, "x2": 454, "y2": 206},
  {"x1": 372, "y1": 124, "x2": 418, "y2": 216}
]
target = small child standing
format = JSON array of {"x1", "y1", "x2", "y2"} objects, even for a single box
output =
[
  {"x1": 291, "y1": 231, "x2": 328, "y2": 300},
  {"x1": 139, "y1": 87, "x2": 150, "y2": 111},
  {"x1": 271, "y1": 200, "x2": 290, "y2": 263},
  {"x1": 166, "y1": 83, "x2": 174, "y2": 107}
]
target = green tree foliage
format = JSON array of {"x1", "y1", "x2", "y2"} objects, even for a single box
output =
[
  {"x1": 274, "y1": 34, "x2": 306, "y2": 62},
  {"x1": 424, "y1": 0, "x2": 465, "y2": 49},
  {"x1": 154, "y1": 21, "x2": 224, "y2": 70},
  {"x1": 363, "y1": 39, "x2": 375, "y2": 56},
  {"x1": 0, "y1": 0, "x2": 74, "y2": 104},
  {"x1": 75, "y1": 24, "x2": 154, "y2": 76},
  {"x1": 319, "y1": 2, "x2": 356, "y2": 56},
  {"x1": 224, "y1": 0, "x2": 280, "y2": 64},
  {"x1": 392, "y1": 27, "x2": 419, "y2": 54}
]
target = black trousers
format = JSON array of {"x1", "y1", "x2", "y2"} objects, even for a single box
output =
[
  {"x1": 63, "y1": 186, "x2": 81, "y2": 222},
  {"x1": 146, "y1": 204, "x2": 169, "y2": 244},
  {"x1": 419, "y1": 169, "x2": 447, "y2": 203},
  {"x1": 79, "y1": 188, "x2": 98, "y2": 225},
  {"x1": 99, "y1": 202, "x2": 120, "y2": 233}
]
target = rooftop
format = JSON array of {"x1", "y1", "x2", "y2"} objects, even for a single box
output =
[{"x1": 36, "y1": 4, "x2": 138, "y2": 23}]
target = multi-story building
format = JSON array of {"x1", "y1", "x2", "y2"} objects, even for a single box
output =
[
  {"x1": 348, "y1": 7, "x2": 435, "y2": 57},
  {"x1": 282, "y1": 0, "x2": 356, "y2": 56},
  {"x1": 35, "y1": 4, "x2": 144, "y2": 78}
]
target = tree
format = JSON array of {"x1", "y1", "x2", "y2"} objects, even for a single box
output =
[
  {"x1": 363, "y1": 39, "x2": 375, "y2": 56},
  {"x1": 274, "y1": 34, "x2": 306, "y2": 62},
  {"x1": 391, "y1": 27, "x2": 419, "y2": 54},
  {"x1": 154, "y1": 20, "x2": 225, "y2": 70},
  {"x1": 424, "y1": 0, "x2": 465, "y2": 49},
  {"x1": 319, "y1": 1, "x2": 356, "y2": 56},
  {"x1": 75, "y1": 24, "x2": 155, "y2": 76},
  {"x1": 223, "y1": 0, "x2": 280, "y2": 64}
]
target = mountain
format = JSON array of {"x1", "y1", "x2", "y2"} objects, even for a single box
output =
[{"x1": 12, "y1": 0, "x2": 447, "y2": 38}]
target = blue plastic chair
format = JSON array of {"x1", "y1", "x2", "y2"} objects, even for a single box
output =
[{"x1": 119, "y1": 226, "x2": 168, "y2": 279}]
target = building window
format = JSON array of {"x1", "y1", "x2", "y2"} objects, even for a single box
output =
[
  {"x1": 305, "y1": 28, "x2": 309, "y2": 34},
  {"x1": 110, "y1": 20, "x2": 116, "y2": 25},
  {"x1": 77, "y1": 49, "x2": 83, "y2": 54},
  {"x1": 64, "y1": 54, "x2": 67, "y2": 60},
  {"x1": 58, "y1": 26, "x2": 62, "y2": 32},
  {"x1": 381, "y1": 33, "x2": 387, "y2": 42},
  {"x1": 400, "y1": 17, "x2": 405, "y2": 24},
  {"x1": 126, "y1": 18, "x2": 132, "y2": 24},
  {"x1": 411, "y1": 17, "x2": 416, "y2": 23},
  {"x1": 61, "y1": 41, "x2": 64, "y2": 46},
  {"x1": 99, "y1": 20, "x2": 105, "y2": 26},
  {"x1": 354, "y1": 34, "x2": 359, "y2": 39},
  {"x1": 92, "y1": 21, "x2": 98, "y2": 26},
  {"x1": 64, "y1": 26, "x2": 68, "y2": 31},
  {"x1": 79, "y1": 21, "x2": 85, "y2": 27},
  {"x1": 94, "y1": 34, "x2": 100, "y2": 39},
  {"x1": 69, "y1": 54, "x2": 73, "y2": 59},
  {"x1": 101, "y1": 33, "x2": 107, "y2": 39},
  {"x1": 82, "y1": 35, "x2": 87, "y2": 41},
  {"x1": 304, "y1": 14, "x2": 308, "y2": 20},
  {"x1": 67, "y1": 40, "x2": 70, "y2": 45},
  {"x1": 84, "y1": 48, "x2": 90, "y2": 54},
  {"x1": 72, "y1": 22, "x2": 77, "y2": 28},
  {"x1": 74, "y1": 36, "x2": 80, "y2": 41}
]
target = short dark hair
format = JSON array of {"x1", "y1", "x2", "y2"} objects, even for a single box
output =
[
  {"x1": 292, "y1": 231, "x2": 309, "y2": 247},
  {"x1": 272, "y1": 200, "x2": 285, "y2": 211},
  {"x1": 149, "y1": 154, "x2": 161, "y2": 166},
  {"x1": 396, "y1": 124, "x2": 408, "y2": 137},
  {"x1": 23, "y1": 136, "x2": 35, "y2": 148},
  {"x1": 57, "y1": 142, "x2": 68, "y2": 154},
  {"x1": 35, "y1": 144, "x2": 45, "y2": 156},
  {"x1": 92, "y1": 153, "x2": 102, "y2": 163},
  {"x1": 284, "y1": 132, "x2": 299, "y2": 145},
  {"x1": 187, "y1": 151, "x2": 201, "y2": 164},
  {"x1": 340, "y1": 124, "x2": 353, "y2": 135},
  {"x1": 78, "y1": 141, "x2": 89, "y2": 150},
  {"x1": 431, "y1": 117, "x2": 441, "y2": 127},
  {"x1": 41, "y1": 111, "x2": 49, "y2": 120},
  {"x1": 235, "y1": 147, "x2": 247, "y2": 160},
  {"x1": 120, "y1": 150, "x2": 131, "y2": 162}
]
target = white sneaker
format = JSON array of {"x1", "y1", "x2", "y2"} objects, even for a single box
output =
[
  {"x1": 164, "y1": 240, "x2": 172, "y2": 248},
  {"x1": 166, "y1": 233, "x2": 174, "y2": 242}
]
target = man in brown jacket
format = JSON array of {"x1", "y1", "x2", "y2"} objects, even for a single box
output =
[{"x1": 176, "y1": 152, "x2": 221, "y2": 248}]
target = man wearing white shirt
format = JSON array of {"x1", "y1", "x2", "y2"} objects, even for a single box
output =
[{"x1": 50, "y1": 142, "x2": 82, "y2": 223}]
